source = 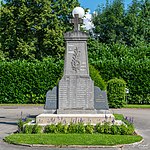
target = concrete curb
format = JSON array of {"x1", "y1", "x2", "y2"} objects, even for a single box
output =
[{"x1": 6, "y1": 138, "x2": 144, "y2": 149}]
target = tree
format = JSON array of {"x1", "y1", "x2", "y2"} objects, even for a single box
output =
[
  {"x1": 138, "y1": 0, "x2": 150, "y2": 44},
  {"x1": 92, "y1": 0, "x2": 150, "y2": 46},
  {"x1": 0, "y1": 0, "x2": 79, "y2": 60},
  {"x1": 92, "y1": 0, "x2": 125, "y2": 44},
  {"x1": 123, "y1": 0, "x2": 143, "y2": 46}
]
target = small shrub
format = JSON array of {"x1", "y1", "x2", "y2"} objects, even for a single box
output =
[
  {"x1": 103, "y1": 122, "x2": 111, "y2": 134},
  {"x1": 62, "y1": 124, "x2": 68, "y2": 134},
  {"x1": 68, "y1": 122, "x2": 78, "y2": 133},
  {"x1": 32, "y1": 124, "x2": 42, "y2": 134},
  {"x1": 17, "y1": 119, "x2": 24, "y2": 133},
  {"x1": 85, "y1": 124, "x2": 94, "y2": 134},
  {"x1": 77, "y1": 123, "x2": 86, "y2": 133},
  {"x1": 107, "y1": 78, "x2": 126, "y2": 108},
  {"x1": 56, "y1": 123, "x2": 64, "y2": 133},
  {"x1": 127, "y1": 125, "x2": 135, "y2": 135},
  {"x1": 44, "y1": 124, "x2": 57, "y2": 133},
  {"x1": 17, "y1": 118, "x2": 32, "y2": 133},
  {"x1": 24, "y1": 125, "x2": 33, "y2": 134},
  {"x1": 95, "y1": 123, "x2": 105, "y2": 134},
  {"x1": 44, "y1": 125, "x2": 50, "y2": 133},
  {"x1": 111, "y1": 125, "x2": 120, "y2": 135}
]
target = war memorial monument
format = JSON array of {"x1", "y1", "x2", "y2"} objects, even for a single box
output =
[{"x1": 36, "y1": 7, "x2": 114, "y2": 125}]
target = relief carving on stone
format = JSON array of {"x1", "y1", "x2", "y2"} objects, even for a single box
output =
[{"x1": 71, "y1": 47, "x2": 80, "y2": 72}]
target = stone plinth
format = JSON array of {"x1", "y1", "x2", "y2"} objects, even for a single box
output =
[{"x1": 36, "y1": 114, "x2": 115, "y2": 125}]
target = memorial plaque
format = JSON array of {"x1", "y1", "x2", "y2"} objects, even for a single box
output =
[
  {"x1": 44, "y1": 86, "x2": 58, "y2": 110},
  {"x1": 94, "y1": 86, "x2": 109, "y2": 110}
]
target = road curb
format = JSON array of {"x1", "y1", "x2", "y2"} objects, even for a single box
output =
[{"x1": 6, "y1": 138, "x2": 144, "y2": 149}]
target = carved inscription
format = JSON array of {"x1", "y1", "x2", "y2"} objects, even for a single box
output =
[
  {"x1": 94, "y1": 86, "x2": 109, "y2": 110},
  {"x1": 45, "y1": 86, "x2": 57, "y2": 109},
  {"x1": 95, "y1": 94, "x2": 106, "y2": 102},
  {"x1": 71, "y1": 47, "x2": 80, "y2": 72},
  {"x1": 36, "y1": 114, "x2": 114, "y2": 125}
]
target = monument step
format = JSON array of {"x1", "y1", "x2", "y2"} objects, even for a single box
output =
[
  {"x1": 36, "y1": 113, "x2": 115, "y2": 125},
  {"x1": 56, "y1": 109, "x2": 97, "y2": 114}
]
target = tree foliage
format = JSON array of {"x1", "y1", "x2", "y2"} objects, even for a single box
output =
[
  {"x1": 88, "y1": 38, "x2": 150, "y2": 104},
  {"x1": 92, "y1": 0, "x2": 150, "y2": 46},
  {"x1": 107, "y1": 78, "x2": 126, "y2": 108},
  {"x1": 0, "y1": 0, "x2": 149, "y2": 105},
  {"x1": 0, "y1": 0, "x2": 79, "y2": 60},
  {"x1": 89, "y1": 0, "x2": 150, "y2": 104}
]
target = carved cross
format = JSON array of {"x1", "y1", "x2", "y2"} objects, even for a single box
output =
[{"x1": 70, "y1": 14, "x2": 83, "y2": 31}]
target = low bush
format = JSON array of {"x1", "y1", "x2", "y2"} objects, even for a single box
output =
[
  {"x1": 89, "y1": 65, "x2": 106, "y2": 90},
  {"x1": 107, "y1": 78, "x2": 126, "y2": 108},
  {"x1": 18, "y1": 120, "x2": 135, "y2": 135},
  {"x1": 111, "y1": 125, "x2": 120, "y2": 135},
  {"x1": 56, "y1": 123, "x2": 64, "y2": 133},
  {"x1": 85, "y1": 124, "x2": 94, "y2": 134},
  {"x1": 95, "y1": 123, "x2": 105, "y2": 134},
  {"x1": 68, "y1": 122, "x2": 78, "y2": 133},
  {"x1": 24, "y1": 125, "x2": 33, "y2": 134},
  {"x1": 44, "y1": 124, "x2": 57, "y2": 133},
  {"x1": 32, "y1": 124, "x2": 42, "y2": 134},
  {"x1": 62, "y1": 124, "x2": 68, "y2": 134},
  {"x1": 17, "y1": 118, "x2": 32, "y2": 133},
  {"x1": 77, "y1": 123, "x2": 86, "y2": 133},
  {"x1": 96, "y1": 123, "x2": 112, "y2": 134}
]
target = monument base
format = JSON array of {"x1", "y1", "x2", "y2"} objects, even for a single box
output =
[
  {"x1": 36, "y1": 113, "x2": 115, "y2": 125},
  {"x1": 56, "y1": 109, "x2": 97, "y2": 114}
]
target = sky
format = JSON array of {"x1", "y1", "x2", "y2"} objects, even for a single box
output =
[
  {"x1": 79, "y1": 0, "x2": 133, "y2": 12},
  {"x1": 79, "y1": 0, "x2": 133, "y2": 30}
]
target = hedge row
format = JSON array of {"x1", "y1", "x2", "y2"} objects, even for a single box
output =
[
  {"x1": 0, "y1": 58, "x2": 63, "y2": 104},
  {"x1": 18, "y1": 122, "x2": 134, "y2": 135},
  {"x1": 0, "y1": 59, "x2": 106, "y2": 104},
  {"x1": 88, "y1": 40, "x2": 150, "y2": 104}
]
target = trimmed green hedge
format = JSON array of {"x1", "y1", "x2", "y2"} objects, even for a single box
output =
[
  {"x1": 88, "y1": 39, "x2": 150, "y2": 104},
  {"x1": 0, "y1": 59, "x2": 105, "y2": 104},
  {"x1": 0, "y1": 58, "x2": 63, "y2": 104},
  {"x1": 89, "y1": 65, "x2": 106, "y2": 90},
  {"x1": 107, "y1": 78, "x2": 126, "y2": 108}
]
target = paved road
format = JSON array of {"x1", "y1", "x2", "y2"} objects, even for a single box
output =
[{"x1": 0, "y1": 106, "x2": 149, "y2": 150}]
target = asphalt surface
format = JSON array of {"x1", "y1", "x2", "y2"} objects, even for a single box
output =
[{"x1": 0, "y1": 106, "x2": 150, "y2": 150}]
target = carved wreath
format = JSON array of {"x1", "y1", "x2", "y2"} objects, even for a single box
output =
[{"x1": 71, "y1": 47, "x2": 80, "y2": 72}]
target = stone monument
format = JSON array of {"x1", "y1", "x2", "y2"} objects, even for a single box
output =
[{"x1": 36, "y1": 7, "x2": 113, "y2": 125}]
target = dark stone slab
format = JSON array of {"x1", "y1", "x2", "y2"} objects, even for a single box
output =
[
  {"x1": 94, "y1": 86, "x2": 109, "y2": 110},
  {"x1": 44, "y1": 86, "x2": 58, "y2": 110}
]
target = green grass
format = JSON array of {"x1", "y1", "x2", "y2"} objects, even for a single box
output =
[
  {"x1": 113, "y1": 114, "x2": 124, "y2": 120},
  {"x1": 4, "y1": 134, "x2": 142, "y2": 146},
  {"x1": 1, "y1": 104, "x2": 150, "y2": 108},
  {"x1": 124, "y1": 104, "x2": 150, "y2": 108},
  {"x1": 0, "y1": 104, "x2": 44, "y2": 107}
]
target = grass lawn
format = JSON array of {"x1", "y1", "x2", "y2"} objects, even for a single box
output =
[
  {"x1": 113, "y1": 114, "x2": 124, "y2": 120},
  {"x1": 4, "y1": 134, "x2": 142, "y2": 146},
  {"x1": 0, "y1": 104, "x2": 44, "y2": 107},
  {"x1": 0, "y1": 104, "x2": 150, "y2": 108},
  {"x1": 124, "y1": 104, "x2": 150, "y2": 109}
]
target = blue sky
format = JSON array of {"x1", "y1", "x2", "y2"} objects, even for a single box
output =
[{"x1": 79, "y1": 0, "x2": 133, "y2": 12}]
